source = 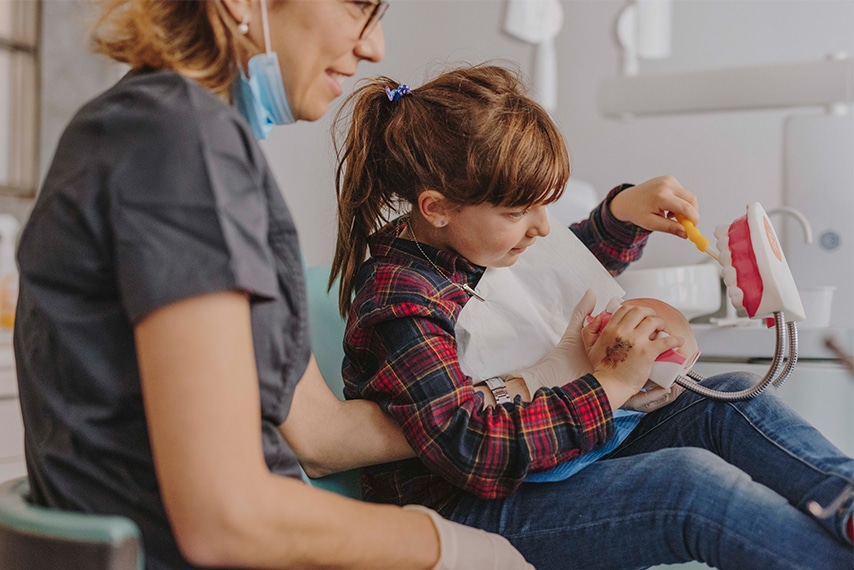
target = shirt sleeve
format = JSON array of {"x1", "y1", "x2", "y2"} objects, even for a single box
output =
[
  {"x1": 107, "y1": 78, "x2": 279, "y2": 324},
  {"x1": 570, "y1": 184, "x2": 651, "y2": 276},
  {"x1": 344, "y1": 278, "x2": 615, "y2": 500}
]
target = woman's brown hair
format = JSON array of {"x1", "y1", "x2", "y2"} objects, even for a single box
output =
[
  {"x1": 330, "y1": 64, "x2": 571, "y2": 317},
  {"x1": 90, "y1": 0, "x2": 253, "y2": 99}
]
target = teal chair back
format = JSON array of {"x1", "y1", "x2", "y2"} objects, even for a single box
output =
[
  {"x1": 302, "y1": 265, "x2": 363, "y2": 499},
  {"x1": 0, "y1": 476, "x2": 144, "y2": 570}
]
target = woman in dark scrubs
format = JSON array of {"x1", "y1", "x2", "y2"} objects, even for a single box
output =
[{"x1": 13, "y1": 1, "x2": 532, "y2": 568}]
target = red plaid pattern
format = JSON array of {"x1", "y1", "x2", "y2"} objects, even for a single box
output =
[{"x1": 342, "y1": 185, "x2": 650, "y2": 513}]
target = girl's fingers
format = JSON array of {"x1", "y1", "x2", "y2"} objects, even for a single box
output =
[
  {"x1": 605, "y1": 304, "x2": 656, "y2": 332},
  {"x1": 653, "y1": 333, "x2": 685, "y2": 355},
  {"x1": 645, "y1": 215, "x2": 689, "y2": 238}
]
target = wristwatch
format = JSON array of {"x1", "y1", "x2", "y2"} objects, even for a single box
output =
[{"x1": 484, "y1": 377, "x2": 512, "y2": 405}]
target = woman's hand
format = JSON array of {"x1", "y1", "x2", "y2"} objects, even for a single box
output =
[
  {"x1": 609, "y1": 175, "x2": 700, "y2": 238},
  {"x1": 280, "y1": 356, "x2": 415, "y2": 478},
  {"x1": 582, "y1": 303, "x2": 684, "y2": 409}
]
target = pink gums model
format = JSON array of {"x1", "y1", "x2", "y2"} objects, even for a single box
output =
[{"x1": 715, "y1": 203, "x2": 805, "y2": 323}]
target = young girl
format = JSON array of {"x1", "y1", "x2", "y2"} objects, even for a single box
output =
[{"x1": 330, "y1": 65, "x2": 854, "y2": 569}]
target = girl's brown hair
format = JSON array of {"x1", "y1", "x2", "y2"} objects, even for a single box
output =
[
  {"x1": 330, "y1": 64, "x2": 571, "y2": 316},
  {"x1": 90, "y1": 0, "x2": 253, "y2": 99}
]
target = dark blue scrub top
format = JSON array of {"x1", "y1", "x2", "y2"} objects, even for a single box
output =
[{"x1": 14, "y1": 69, "x2": 311, "y2": 569}]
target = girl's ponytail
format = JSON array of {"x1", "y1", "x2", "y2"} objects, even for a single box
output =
[
  {"x1": 331, "y1": 64, "x2": 570, "y2": 317},
  {"x1": 331, "y1": 77, "x2": 407, "y2": 317}
]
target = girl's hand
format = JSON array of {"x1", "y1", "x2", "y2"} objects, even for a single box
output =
[
  {"x1": 622, "y1": 381, "x2": 686, "y2": 413},
  {"x1": 582, "y1": 303, "x2": 684, "y2": 409},
  {"x1": 609, "y1": 175, "x2": 700, "y2": 238}
]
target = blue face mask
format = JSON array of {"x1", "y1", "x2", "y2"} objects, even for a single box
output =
[
  {"x1": 234, "y1": 52, "x2": 295, "y2": 140},
  {"x1": 233, "y1": 0, "x2": 294, "y2": 140}
]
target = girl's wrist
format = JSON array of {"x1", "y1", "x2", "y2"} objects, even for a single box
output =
[
  {"x1": 591, "y1": 371, "x2": 641, "y2": 410},
  {"x1": 505, "y1": 376, "x2": 531, "y2": 401}
]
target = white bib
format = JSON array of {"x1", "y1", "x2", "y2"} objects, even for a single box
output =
[{"x1": 456, "y1": 212, "x2": 625, "y2": 381}]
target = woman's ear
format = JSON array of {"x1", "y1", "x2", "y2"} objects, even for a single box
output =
[{"x1": 417, "y1": 190, "x2": 452, "y2": 228}]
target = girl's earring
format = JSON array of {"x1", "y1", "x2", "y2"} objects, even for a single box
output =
[
  {"x1": 437, "y1": 220, "x2": 447, "y2": 227},
  {"x1": 238, "y1": 14, "x2": 250, "y2": 35}
]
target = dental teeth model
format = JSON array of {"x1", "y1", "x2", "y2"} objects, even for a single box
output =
[
  {"x1": 714, "y1": 203, "x2": 805, "y2": 324},
  {"x1": 673, "y1": 203, "x2": 803, "y2": 400}
]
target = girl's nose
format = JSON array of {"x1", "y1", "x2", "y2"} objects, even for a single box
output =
[
  {"x1": 356, "y1": 22, "x2": 385, "y2": 62},
  {"x1": 528, "y1": 205, "x2": 550, "y2": 237}
]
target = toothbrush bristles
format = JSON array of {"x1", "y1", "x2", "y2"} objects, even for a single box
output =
[{"x1": 705, "y1": 247, "x2": 720, "y2": 262}]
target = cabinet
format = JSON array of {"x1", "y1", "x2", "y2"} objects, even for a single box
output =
[{"x1": 0, "y1": 330, "x2": 25, "y2": 481}]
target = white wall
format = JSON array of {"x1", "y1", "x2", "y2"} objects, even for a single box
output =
[
  {"x1": 262, "y1": 0, "x2": 854, "y2": 269},
  {"x1": 29, "y1": 1, "x2": 854, "y2": 270}
]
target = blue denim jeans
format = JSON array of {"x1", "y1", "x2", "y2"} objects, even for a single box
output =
[{"x1": 446, "y1": 373, "x2": 854, "y2": 569}]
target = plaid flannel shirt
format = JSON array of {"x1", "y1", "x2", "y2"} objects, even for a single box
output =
[{"x1": 342, "y1": 185, "x2": 650, "y2": 514}]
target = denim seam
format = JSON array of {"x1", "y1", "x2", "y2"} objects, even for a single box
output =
[{"x1": 502, "y1": 508, "x2": 817, "y2": 570}]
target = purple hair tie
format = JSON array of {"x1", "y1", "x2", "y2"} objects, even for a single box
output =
[{"x1": 385, "y1": 84, "x2": 412, "y2": 103}]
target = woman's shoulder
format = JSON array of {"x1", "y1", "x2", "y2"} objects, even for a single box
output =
[{"x1": 77, "y1": 69, "x2": 252, "y2": 150}]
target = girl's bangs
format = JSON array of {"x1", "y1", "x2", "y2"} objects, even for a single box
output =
[{"x1": 488, "y1": 120, "x2": 570, "y2": 208}]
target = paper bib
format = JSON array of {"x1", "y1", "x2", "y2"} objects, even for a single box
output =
[{"x1": 455, "y1": 212, "x2": 625, "y2": 381}]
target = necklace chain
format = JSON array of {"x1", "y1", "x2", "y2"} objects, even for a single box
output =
[{"x1": 403, "y1": 217, "x2": 485, "y2": 302}]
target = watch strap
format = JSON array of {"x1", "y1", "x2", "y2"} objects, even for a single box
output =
[{"x1": 484, "y1": 377, "x2": 512, "y2": 405}]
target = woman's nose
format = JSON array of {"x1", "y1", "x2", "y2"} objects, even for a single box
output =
[{"x1": 356, "y1": 22, "x2": 385, "y2": 62}]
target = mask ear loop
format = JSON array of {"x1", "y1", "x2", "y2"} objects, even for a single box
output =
[{"x1": 260, "y1": 0, "x2": 273, "y2": 55}]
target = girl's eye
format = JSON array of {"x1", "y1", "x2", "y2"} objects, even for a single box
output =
[{"x1": 508, "y1": 209, "x2": 529, "y2": 220}]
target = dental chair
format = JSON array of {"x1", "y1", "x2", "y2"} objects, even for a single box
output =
[
  {"x1": 0, "y1": 266, "x2": 355, "y2": 570},
  {"x1": 301, "y1": 265, "x2": 363, "y2": 500},
  {"x1": 0, "y1": 476, "x2": 143, "y2": 570}
]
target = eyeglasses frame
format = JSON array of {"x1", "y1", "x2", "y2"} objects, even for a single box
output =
[{"x1": 359, "y1": 0, "x2": 388, "y2": 40}]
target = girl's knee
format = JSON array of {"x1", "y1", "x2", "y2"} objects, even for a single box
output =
[
  {"x1": 700, "y1": 370, "x2": 767, "y2": 393},
  {"x1": 655, "y1": 449, "x2": 776, "y2": 511},
  {"x1": 657, "y1": 448, "x2": 752, "y2": 491}
]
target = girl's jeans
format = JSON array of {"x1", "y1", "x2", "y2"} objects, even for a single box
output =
[{"x1": 446, "y1": 373, "x2": 854, "y2": 569}]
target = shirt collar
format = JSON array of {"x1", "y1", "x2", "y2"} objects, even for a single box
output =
[{"x1": 369, "y1": 216, "x2": 484, "y2": 284}]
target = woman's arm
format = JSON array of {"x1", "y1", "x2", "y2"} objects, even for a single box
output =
[
  {"x1": 135, "y1": 291, "x2": 437, "y2": 569},
  {"x1": 279, "y1": 356, "x2": 415, "y2": 478}
]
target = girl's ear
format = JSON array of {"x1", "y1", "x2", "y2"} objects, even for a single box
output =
[
  {"x1": 220, "y1": 0, "x2": 251, "y2": 23},
  {"x1": 417, "y1": 190, "x2": 453, "y2": 228}
]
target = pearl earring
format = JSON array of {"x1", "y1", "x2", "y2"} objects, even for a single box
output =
[
  {"x1": 437, "y1": 220, "x2": 447, "y2": 227},
  {"x1": 238, "y1": 14, "x2": 250, "y2": 35}
]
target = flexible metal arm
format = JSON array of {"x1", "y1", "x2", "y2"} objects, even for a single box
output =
[
  {"x1": 675, "y1": 311, "x2": 792, "y2": 401},
  {"x1": 771, "y1": 321, "x2": 799, "y2": 388}
]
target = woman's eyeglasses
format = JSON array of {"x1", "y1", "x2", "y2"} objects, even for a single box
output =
[{"x1": 360, "y1": 1, "x2": 389, "y2": 39}]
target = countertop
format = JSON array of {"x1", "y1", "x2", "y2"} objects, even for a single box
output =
[{"x1": 691, "y1": 323, "x2": 854, "y2": 361}]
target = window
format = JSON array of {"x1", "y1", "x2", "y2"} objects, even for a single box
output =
[{"x1": 0, "y1": 1, "x2": 39, "y2": 197}]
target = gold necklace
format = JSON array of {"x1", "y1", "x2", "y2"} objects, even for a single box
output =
[{"x1": 403, "y1": 217, "x2": 486, "y2": 302}]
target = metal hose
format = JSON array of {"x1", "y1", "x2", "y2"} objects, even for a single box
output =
[{"x1": 675, "y1": 311, "x2": 795, "y2": 401}]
